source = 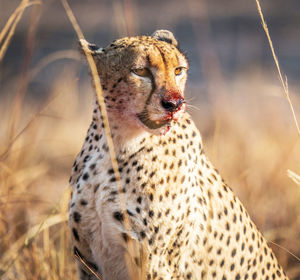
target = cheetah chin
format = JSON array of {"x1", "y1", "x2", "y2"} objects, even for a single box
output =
[
  {"x1": 136, "y1": 112, "x2": 179, "y2": 135},
  {"x1": 137, "y1": 101, "x2": 186, "y2": 135}
]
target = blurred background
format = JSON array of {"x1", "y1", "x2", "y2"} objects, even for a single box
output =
[{"x1": 0, "y1": 0, "x2": 299, "y2": 279}]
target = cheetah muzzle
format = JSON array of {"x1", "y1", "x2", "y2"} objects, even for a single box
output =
[
  {"x1": 69, "y1": 30, "x2": 289, "y2": 280},
  {"x1": 137, "y1": 90, "x2": 185, "y2": 132}
]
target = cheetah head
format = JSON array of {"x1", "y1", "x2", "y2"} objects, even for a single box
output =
[{"x1": 80, "y1": 30, "x2": 188, "y2": 135}]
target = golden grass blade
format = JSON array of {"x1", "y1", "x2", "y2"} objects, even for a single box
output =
[
  {"x1": 0, "y1": 0, "x2": 41, "y2": 62},
  {"x1": 268, "y1": 240, "x2": 300, "y2": 262},
  {"x1": 60, "y1": 1, "x2": 141, "y2": 278},
  {"x1": 0, "y1": 5, "x2": 24, "y2": 61},
  {"x1": 29, "y1": 50, "x2": 80, "y2": 80},
  {"x1": 59, "y1": 2, "x2": 127, "y2": 235},
  {"x1": 7, "y1": 2, "x2": 42, "y2": 152},
  {"x1": 0, "y1": 93, "x2": 60, "y2": 161},
  {"x1": 287, "y1": 169, "x2": 300, "y2": 186},
  {"x1": 0, "y1": 213, "x2": 68, "y2": 270},
  {"x1": 59, "y1": 221, "x2": 65, "y2": 278},
  {"x1": 60, "y1": 0, "x2": 84, "y2": 39},
  {"x1": 0, "y1": 0, "x2": 31, "y2": 45},
  {"x1": 0, "y1": 4, "x2": 19, "y2": 45},
  {"x1": 0, "y1": 161, "x2": 13, "y2": 174},
  {"x1": 0, "y1": 187, "x2": 71, "y2": 277},
  {"x1": 74, "y1": 252, "x2": 102, "y2": 280},
  {"x1": 255, "y1": 0, "x2": 300, "y2": 137},
  {"x1": 1, "y1": 163, "x2": 48, "y2": 194}
]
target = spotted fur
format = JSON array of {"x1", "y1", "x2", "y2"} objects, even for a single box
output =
[{"x1": 69, "y1": 30, "x2": 289, "y2": 280}]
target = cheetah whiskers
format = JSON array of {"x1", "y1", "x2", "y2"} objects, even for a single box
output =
[
  {"x1": 186, "y1": 103, "x2": 201, "y2": 111},
  {"x1": 185, "y1": 96, "x2": 201, "y2": 111}
]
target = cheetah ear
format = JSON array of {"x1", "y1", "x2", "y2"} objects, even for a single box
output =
[
  {"x1": 151, "y1": 30, "x2": 178, "y2": 47},
  {"x1": 79, "y1": 39, "x2": 104, "y2": 56}
]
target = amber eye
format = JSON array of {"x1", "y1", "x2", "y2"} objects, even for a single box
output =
[
  {"x1": 132, "y1": 68, "x2": 150, "y2": 77},
  {"x1": 174, "y1": 67, "x2": 184, "y2": 76}
]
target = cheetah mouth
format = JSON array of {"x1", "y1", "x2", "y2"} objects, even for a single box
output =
[{"x1": 137, "y1": 110, "x2": 172, "y2": 130}]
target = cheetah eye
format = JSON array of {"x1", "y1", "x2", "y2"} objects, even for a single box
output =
[
  {"x1": 174, "y1": 67, "x2": 186, "y2": 76},
  {"x1": 132, "y1": 68, "x2": 151, "y2": 77}
]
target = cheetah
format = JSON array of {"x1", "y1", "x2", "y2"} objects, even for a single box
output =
[{"x1": 69, "y1": 30, "x2": 289, "y2": 280}]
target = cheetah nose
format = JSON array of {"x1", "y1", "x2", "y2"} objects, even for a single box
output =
[{"x1": 161, "y1": 97, "x2": 185, "y2": 112}]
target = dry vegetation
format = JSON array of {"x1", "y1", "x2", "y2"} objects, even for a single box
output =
[{"x1": 0, "y1": 0, "x2": 300, "y2": 279}]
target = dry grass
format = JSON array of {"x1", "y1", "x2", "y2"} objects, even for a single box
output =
[
  {"x1": 0, "y1": 0, "x2": 299, "y2": 279},
  {"x1": 0, "y1": 0, "x2": 41, "y2": 61},
  {"x1": 60, "y1": 1, "x2": 143, "y2": 278},
  {"x1": 254, "y1": 0, "x2": 300, "y2": 137}
]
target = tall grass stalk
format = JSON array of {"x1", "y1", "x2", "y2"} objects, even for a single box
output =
[
  {"x1": 0, "y1": 0, "x2": 41, "y2": 61},
  {"x1": 255, "y1": 0, "x2": 300, "y2": 137},
  {"x1": 60, "y1": 0, "x2": 142, "y2": 278}
]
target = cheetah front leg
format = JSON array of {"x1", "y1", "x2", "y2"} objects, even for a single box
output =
[{"x1": 90, "y1": 204, "x2": 146, "y2": 280}]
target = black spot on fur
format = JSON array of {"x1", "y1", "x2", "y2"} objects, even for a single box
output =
[
  {"x1": 113, "y1": 211, "x2": 124, "y2": 222},
  {"x1": 73, "y1": 212, "x2": 81, "y2": 223},
  {"x1": 72, "y1": 228, "x2": 80, "y2": 242}
]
